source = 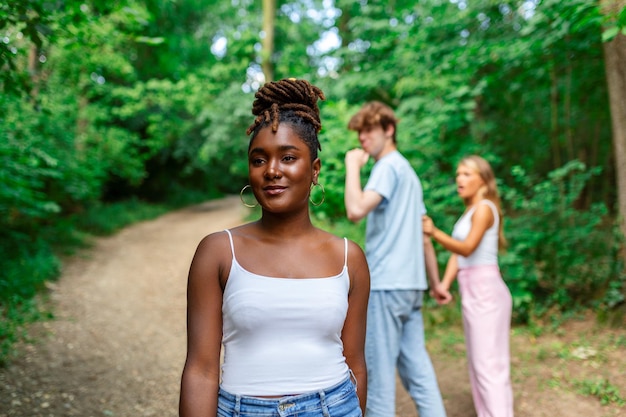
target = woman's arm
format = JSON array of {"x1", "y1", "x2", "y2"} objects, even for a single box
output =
[
  {"x1": 179, "y1": 233, "x2": 228, "y2": 417},
  {"x1": 424, "y1": 235, "x2": 452, "y2": 304},
  {"x1": 423, "y1": 204, "x2": 494, "y2": 257},
  {"x1": 342, "y1": 240, "x2": 371, "y2": 415},
  {"x1": 440, "y1": 254, "x2": 459, "y2": 293}
]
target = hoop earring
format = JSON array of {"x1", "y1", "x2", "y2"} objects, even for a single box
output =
[
  {"x1": 309, "y1": 183, "x2": 325, "y2": 206},
  {"x1": 240, "y1": 185, "x2": 258, "y2": 208}
]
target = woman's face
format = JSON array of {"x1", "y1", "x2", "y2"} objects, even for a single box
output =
[
  {"x1": 455, "y1": 163, "x2": 485, "y2": 201},
  {"x1": 248, "y1": 124, "x2": 319, "y2": 213}
]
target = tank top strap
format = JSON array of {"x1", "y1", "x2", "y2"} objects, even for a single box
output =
[
  {"x1": 224, "y1": 229, "x2": 237, "y2": 261},
  {"x1": 478, "y1": 200, "x2": 499, "y2": 222},
  {"x1": 343, "y1": 237, "x2": 348, "y2": 268}
]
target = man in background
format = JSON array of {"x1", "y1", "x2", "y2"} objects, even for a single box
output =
[{"x1": 344, "y1": 101, "x2": 448, "y2": 417}]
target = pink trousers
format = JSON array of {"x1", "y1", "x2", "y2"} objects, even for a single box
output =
[{"x1": 458, "y1": 265, "x2": 514, "y2": 417}]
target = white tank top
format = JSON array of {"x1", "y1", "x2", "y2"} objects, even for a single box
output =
[
  {"x1": 452, "y1": 200, "x2": 499, "y2": 269},
  {"x1": 220, "y1": 229, "x2": 350, "y2": 395}
]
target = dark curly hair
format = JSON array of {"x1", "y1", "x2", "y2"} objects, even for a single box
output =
[{"x1": 246, "y1": 78, "x2": 325, "y2": 161}]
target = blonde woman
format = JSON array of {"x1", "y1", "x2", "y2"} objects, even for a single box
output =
[{"x1": 422, "y1": 155, "x2": 513, "y2": 417}]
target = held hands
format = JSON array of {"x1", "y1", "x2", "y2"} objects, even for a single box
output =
[
  {"x1": 345, "y1": 148, "x2": 370, "y2": 168},
  {"x1": 423, "y1": 215, "x2": 452, "y2": 305},
  {"x1": 430, "y1": 283, "x2": 453, "y2": 305},
  {"x1": 422, "y1": 215, "x2": 435, "y2": 237}
]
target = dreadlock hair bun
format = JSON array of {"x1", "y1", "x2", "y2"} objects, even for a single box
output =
[{"x1": 246, "y1": 78, "x2": 326, "y2": 160}]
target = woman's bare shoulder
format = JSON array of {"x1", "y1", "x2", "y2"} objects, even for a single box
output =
[
  {"x1": 346, "y1": 239, "x2": 367, "y2": 267},
  {"x1": 312, "y1": 228, "x2": 348, "y2": 250},
  {"x1": 313, "y1": 229, "x2": 367, "y2": 269},
  {"x1": 193, "y1": 229, "x2": 233, "y2": 262}
]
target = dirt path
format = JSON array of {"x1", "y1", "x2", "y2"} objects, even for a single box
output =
[
  {"x1": 1, "y1": 196, "x2": 624, "y2": 417},
  {"x1": 0, "y1": 197, "x2": 244, "y2": 417}
]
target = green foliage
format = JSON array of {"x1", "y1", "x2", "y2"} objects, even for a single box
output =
[
  {"x1": 1, "y1": 0, "x2": 625, "y2": 362},
  {"x1": 0, "y1": 298, "x2": 53, "y2": 366},
  {"x1": 0, "y1": 232, "x2": 61, "y2": 364},
  {"x1": 314, "y1": 214, "x2": 366, "y2": 249},
  {"x1": 0, "y1": 238, "x2": 60, "y2": 301},
  {"x1": 501, "y1": 161, "x2": 614, "y2": 321},
  {"x1": 575, "y1": 378, "x2": 625, "y2": 406},
  {"x1": 1, "y1": 0, "x2": 239, "y2": 367},
  {"x1": 1, "y1": 106, "x2": 61, "y2": 225},
  {"x1": 72, "y1": 198, "x2": 168, "y2": 236},
  {"x1": 196, "y1": 82, "x2": 254, "y2": 192},
  {"x1": 0, "y1": 0, "x2": 86, "y2": 95},
  {"x1": 313, "y1": 99, "x2": 365, "y2": 219}
]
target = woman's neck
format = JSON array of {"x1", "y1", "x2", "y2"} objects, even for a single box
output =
[{"x1": 258, "y1": 210, "x2": 315, "y2": 238}]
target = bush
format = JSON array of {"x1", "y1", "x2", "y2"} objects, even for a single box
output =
[{"x1": 501, "y1": 160, "x2": 616, "y2": 322}]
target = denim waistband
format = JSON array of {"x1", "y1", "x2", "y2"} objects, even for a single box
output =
[{"x1": 218, "y1": 373, "x2": 357, "y2": 415}]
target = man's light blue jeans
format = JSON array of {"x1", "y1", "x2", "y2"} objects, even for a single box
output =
[{"x1": 365, "y1": 290, "x2": 447, "y2": 417}]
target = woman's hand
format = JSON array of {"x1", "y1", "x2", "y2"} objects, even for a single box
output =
[
  {"x1": 422, "y1": 215, "x2": 435, "y2": 236},
  {"x1": 430, "y1": 283, "x2": 453, "y2": 305}
]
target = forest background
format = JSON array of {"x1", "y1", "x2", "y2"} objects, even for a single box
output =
[{"x1": 1, "y1": 0, "x2": 626, "y2": 364}]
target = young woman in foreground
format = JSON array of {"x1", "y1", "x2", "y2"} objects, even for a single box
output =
[
  {"x1": 423, "y1": 155, "x2": 514, "y2": 417},
  {"x1": 179, "y1": 78, "x2": 370, "y2": 417}
]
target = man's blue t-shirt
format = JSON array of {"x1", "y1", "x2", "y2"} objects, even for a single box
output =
[{"x1": 364, "y1": 150, "x2": 427, "y2": 290}]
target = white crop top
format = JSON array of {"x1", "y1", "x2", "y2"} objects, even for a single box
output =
[
  {"x1": 452, "y1": 200, "x2": 499, "y2": 269},
  {"x1": 220, "y1": 229, "x2": 350, "y2": 395}
]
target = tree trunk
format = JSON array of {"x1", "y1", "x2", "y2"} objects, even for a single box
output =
[
  {"x1": 261, "y1": 0, "x2": 276, "y2": 82},
  {"x1": 602, "y1": 2, "x2": 626, "y2": 248},
  {"x1": 601, "y1": 0, "x2": 626, "y2": 322}
]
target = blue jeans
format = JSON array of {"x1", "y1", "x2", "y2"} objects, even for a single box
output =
[
  {"x1": 217, "y1": 375, "x2": 362, "y2": 417},
  {"x1": 365, "y1": 290, "x2": 446, "y2": 417}
]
